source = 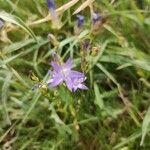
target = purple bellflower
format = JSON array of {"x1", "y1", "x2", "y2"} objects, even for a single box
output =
[{"x1": 46, "y1": 58, "x2": 88, "y2": 92}]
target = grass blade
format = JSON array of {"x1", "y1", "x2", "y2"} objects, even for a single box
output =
[
  {"x1": 96, "y1": 63, "x2": 119, "y2": 86},
  {"x1": 140, "y1": 106, "x2": 150, "y2": 146},
  {"x1": 94, "y1": 83, "x2": 104, "y2": 109},
  {"x1": 1, "y1": 71, "x2": 13, "y2": 125}
]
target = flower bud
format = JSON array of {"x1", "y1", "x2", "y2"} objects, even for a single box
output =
[{"x1": 74, "y1": 15, "x2": 85, "y2": 35}]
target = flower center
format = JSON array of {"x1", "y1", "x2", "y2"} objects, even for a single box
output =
[{"x1": 61, "y1": 68, "x2": 70, "y2": 77}]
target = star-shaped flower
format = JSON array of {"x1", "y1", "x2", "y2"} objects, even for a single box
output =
[{"x1": 46, "y1": 58, "x2": 88, "y2": 92}]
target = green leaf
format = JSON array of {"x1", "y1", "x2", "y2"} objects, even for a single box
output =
[
  {"x1": 140, "y1": 106, "x2": 150, "y2": 146},
  {"x1": 1, "y1": 71, "x2": 13, "y2": 125},
  {"x1": 94, "y1": 83, "x2": 104, "y2": 109},
  {"x1": 113, "y1": 130, "x2": 141, "y2": 149},
  {"x1": 3, "y1": 38, "x2": 36, "y2": 54},
  {"x1": 96, "y1": 63, "x2": 119, "y2": 86}
]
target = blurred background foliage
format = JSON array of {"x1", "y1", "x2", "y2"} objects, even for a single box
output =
[{"x1": 0, "y1": 0, "x2": 150, "y2": 149}]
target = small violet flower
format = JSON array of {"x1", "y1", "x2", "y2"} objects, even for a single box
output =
[
  {"x1": 46, "y1": 0, "x2": 61, "y2": 29},
  {"x1": 76, "y1": 15, "x2": 85, "y2": 28},
  {"x1": 47, "y1": 0, "x2": 55, "y2": 10},
  {"x1": 92, "y1": 13, "x2": 101, "y2": 24},
  {"x1": 74, "y1": 15, "x2": 85, "y2": 35},
  {"x1": 46, "y1": 58, "x2": 88, "y2": 92}
]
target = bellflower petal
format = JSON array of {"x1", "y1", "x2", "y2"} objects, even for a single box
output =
[
  {"x1": 70, "y1": 70, "x2": 85, "y2": 78},
  {"x1": 47, "y1": 75, "x2": 63, "y2": 87},
  {"x1": 64, "y1": 58, "x2": 73, "y2": 69},
  {"x1": 71, "y1": 77, "x2": 88, "y2": 92},
  {"x1": 77, "y1": 84, "x2": 88, "y2": 90},
  {"x1": 65, "y1": 78, "x2": 73, "y2": 92},
  {"x1": 46, "y1": 78, "x2": 53, "y2": 84},
  {"x1": 51, "y1": 61, "x2": 61, "y2": 72}
]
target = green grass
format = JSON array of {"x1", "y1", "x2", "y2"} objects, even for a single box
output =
[{"x1": 0, "y1": 0, "x2": 150, "y2": 149}]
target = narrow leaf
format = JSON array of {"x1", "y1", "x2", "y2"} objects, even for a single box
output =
[
  {"x1": 94, "y1": 83, "x2": 104, "y2": 109},
  {"x1": 96, "y1": 63, "x2": 119, "y2": 86},
  {"x1": 140, "y1": 106, "x2": 150, "y2": 145}
]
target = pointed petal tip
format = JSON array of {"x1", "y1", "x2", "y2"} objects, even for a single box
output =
[
  {"x1": 79, "y1": 84, "x2": 88, "y2": 90},
  {"x1": 65, "y1": 57, "x2": 73, "y2": 69},
  {"x1": 51, "y1": 61, "x2": 61, "y2": 72}
]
